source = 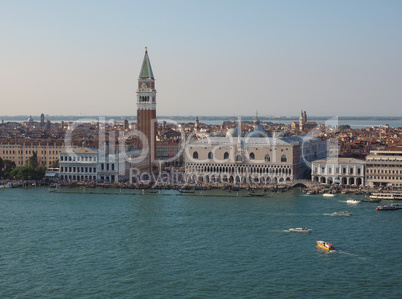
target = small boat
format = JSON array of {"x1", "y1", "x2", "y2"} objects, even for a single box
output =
[
  {"x1": 346, "y1": 199, "x2": 360, "y2": 204},
  {"x1": 248, "y1": 192, "x2": 267, "y2": 197},
  {"x1": 4, "y1": 183, "x2": 13, "y2": 189},
  {"x1": 361, "y1": 198, "x2": 381, "y2": 203},
  {"x1": 306, "y1": 191, "x2": 313, "y2": 195},
  {"x1": 323, "y1": 193, "x2": 335, "y2": 197},
  {"x1": 332, "y1": 211, "x2": 352, "y2": 216},
  {"x1": 376, "y1": 204, "x2": 402, "y2": 211},
  {"x1": 316, "y1": 241, "x2": 335, "y2": 251},
  {"x1": 141, "y1": 189, "x2": 159, "y2": 194},
  {"x1": 178, "y1": 189, "x2": 195, "y2": 194},
  {"x1": 288, "y1": 227, "x2": 312, "y2": 233}
]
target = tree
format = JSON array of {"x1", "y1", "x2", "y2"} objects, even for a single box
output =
[
  {"x1": 0, "y1": 157, "x2": 3, "y2": 177},
  {"x1": 9, "y1": 168, "x2": 19, "y2": 179},
  {"x1": 339, "y1": 125, "x2": 351, "y2": 131},
  {"x1": 2, "y1": 160, "x2": 16, "y2": 178},
  {"x1": 28, "y1": 151, "x2": 39, "y2": 168},
  {"x1": 49, "y1": 159, "x2": 59, "y2": 169}
]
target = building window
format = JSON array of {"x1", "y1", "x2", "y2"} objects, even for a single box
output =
[
  {"x1": 249, "y1": 152, "x2": 255, "y2": 160},
  {"x1": 236, "y1": 155, "x2": 242, "y2": 162},
  {"x1": 281, "y1": 155, "x2": 287, "y2": 163},
  {"x1": 224, "y1": 152, "x2": 229, "y2": 159},
  {"x1": 193, "y1": 151, "x2": 198, "y2": 159},
  {"x1": 208, "y1": 152, "x2": 213, "y2": 159},
  {"x1": 264, "y1": 154, "x2": 270, "y2": 162}
]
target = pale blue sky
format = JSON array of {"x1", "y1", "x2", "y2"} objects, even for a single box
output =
[{"x1": 1, "y1": 0, "x2": 401, "y2": 116}]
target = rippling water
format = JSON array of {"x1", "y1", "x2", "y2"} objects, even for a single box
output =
[{"x1": 0, "y1": 188, "x2": 401, "y2": 298}]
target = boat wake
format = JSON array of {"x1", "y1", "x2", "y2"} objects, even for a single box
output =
[{"x1": 332, "y1": 249, "x2": 368, "y2": 261}]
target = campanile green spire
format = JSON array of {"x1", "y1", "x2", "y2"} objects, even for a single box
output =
[{"x1": 139, "y1": 46, "x2": 154, "y2": 79}]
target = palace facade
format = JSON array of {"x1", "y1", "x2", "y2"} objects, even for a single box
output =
[{"x1": 184, "y1": 126, "x2": 326, "y2": 184}]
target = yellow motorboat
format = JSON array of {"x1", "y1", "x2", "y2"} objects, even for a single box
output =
[{"x1": 316, "y1": 240, "x2": 335, "y2": 251}]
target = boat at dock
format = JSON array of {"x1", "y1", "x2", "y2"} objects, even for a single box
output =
[
  {"x1": 248, "y1": 192, "x2": 267, "y2": 197},
  {"x1": 323, "y1": 193, "x2": 335, "y2": 197},
  {"x1": 316, "y1": 241, "x2": 335, "y2": 251},
  {"x1": 369, "y1": 192, "x2": 402, "y2": 200},
  {"x1": 288, "y1": 227, "x2": 312, "y2": 233},
  {"x1": 332, "y1": 211, "x2": 352, "y2": 216},
  {"x1": 376, "y1": 204, "x2": 402, "y2": 211},
  {"x1": 178, "y1": 189, "x2": 195, "y2": 194}
]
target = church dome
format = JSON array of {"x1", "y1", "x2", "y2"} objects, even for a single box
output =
[
  {"x1": 226, "y1": 128, "x2": 241, "y2": 138},
  {"x1": 27, "y1": 115, "x2": 33, "y2": 123},
  {"x1": 245, "y1": 124, "x2": 268, "y2": 138}
]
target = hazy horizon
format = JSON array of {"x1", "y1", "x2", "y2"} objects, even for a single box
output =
[{"x1": 1, "y1": 1, "x2": 401, "y2": 116}]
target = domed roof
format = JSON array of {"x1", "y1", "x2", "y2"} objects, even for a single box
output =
[
  {"x1": 245, "y1": 122, "x2": 268, "y2": 137},
  {"x1": 226, "y1": 128, "x2": 242, "y2": 138},
  {"x1": 27, "y1": 115, "x2": 33, "y2": 123},
  {"x1": 245, "y1": 128, "x2": 269, "y2": 138}
]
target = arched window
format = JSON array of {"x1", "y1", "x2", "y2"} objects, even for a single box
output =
[
  {"x1": 264, "y1": 154, "x2": 270, "y2": 162},
  {"x1": 224, "y1": 152, "x2": 229, "y2": 159},
  {"x1": 281, "y1": 155, "x2": 287, "y2": 162},
  {"x1": 236, "y1": 155, "x2": 242, "y2": 162},
  {"x1": 249, "y1": 152, "x2": 255, "y2": 160},
  {"x1": 193, "y1": 151, "x2": 198, "y2": 159},
  {"x1": 208, "y1": 152, "x2": 213, "y2": 159}
]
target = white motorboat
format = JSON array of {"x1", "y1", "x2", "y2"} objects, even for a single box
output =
[
  {"x1": 332, "y1": 211, "x2": 352, "y2": 216},
  {"x1": 346, "y1": 199, "x2": 359, "y2": 204},
  {"x1": 288, "y1": 227, "x2": 312, "y2": 233},
  {"x1": 323, "y1": 193, "x2": 335, "y2": 197}
]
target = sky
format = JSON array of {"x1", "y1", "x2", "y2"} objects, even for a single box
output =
[{"x1": 1, "y1": 0, "x2": 401, "y2": 117}]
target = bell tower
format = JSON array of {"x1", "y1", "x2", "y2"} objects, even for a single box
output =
[{"x1": 137, "y1": 47, "x2": 157, "y2": 170}]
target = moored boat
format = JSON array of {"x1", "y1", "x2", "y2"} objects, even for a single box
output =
[
  {"x1": 248, "y1": 192, "x2": 267, "y2": 197},
  {"x1": 376, "y1": 204, "x2": 402, "y2": 211},
  {"x1": 316, "y1": 240, "x2": 335, "y2": 251},
  {"x1": 323, "y1": 193, "x2": 335, "y2": 197},
  {"x1": 331, "y1": 211, "x2": 352, "y2": 216},
  {"x1": 288, "y1": 227, "x2": 312, "y2": 233},
  {"x1": 346, "y1": 199, "x2": 359, "y2": 204},
  {"x1": 178, "y1": 189, "x2": 195, "y2": 194}
]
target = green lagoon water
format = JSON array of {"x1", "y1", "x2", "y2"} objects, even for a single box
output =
[{"x1": 0, "y1": 188, "x2": 401, "y2": 298}]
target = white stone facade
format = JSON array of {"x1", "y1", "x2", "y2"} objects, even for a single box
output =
[
  {"x1": 184, "y1": 135, "x2": 326, "y2": 184},
  {"x1": 311, "y1": 158, "x2": 365, "y2": 186},
  {"x1": 365, "y1": 147, "x2": 402, "y2": 187},
  {"x1": 59, "y1": 148, "x2": 98, "y2": 181}
]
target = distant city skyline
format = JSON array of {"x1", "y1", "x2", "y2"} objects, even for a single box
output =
[{"x1": 1, "y1": 0, "x2": 401, "y2": 116}]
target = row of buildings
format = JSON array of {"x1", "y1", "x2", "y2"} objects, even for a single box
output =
[
  {"x1": 311, "y1": 147, "x2": 402, "y2": 187},
  {"x1": 2, "y1": 48, "x2": 402, "y2": 188}
]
